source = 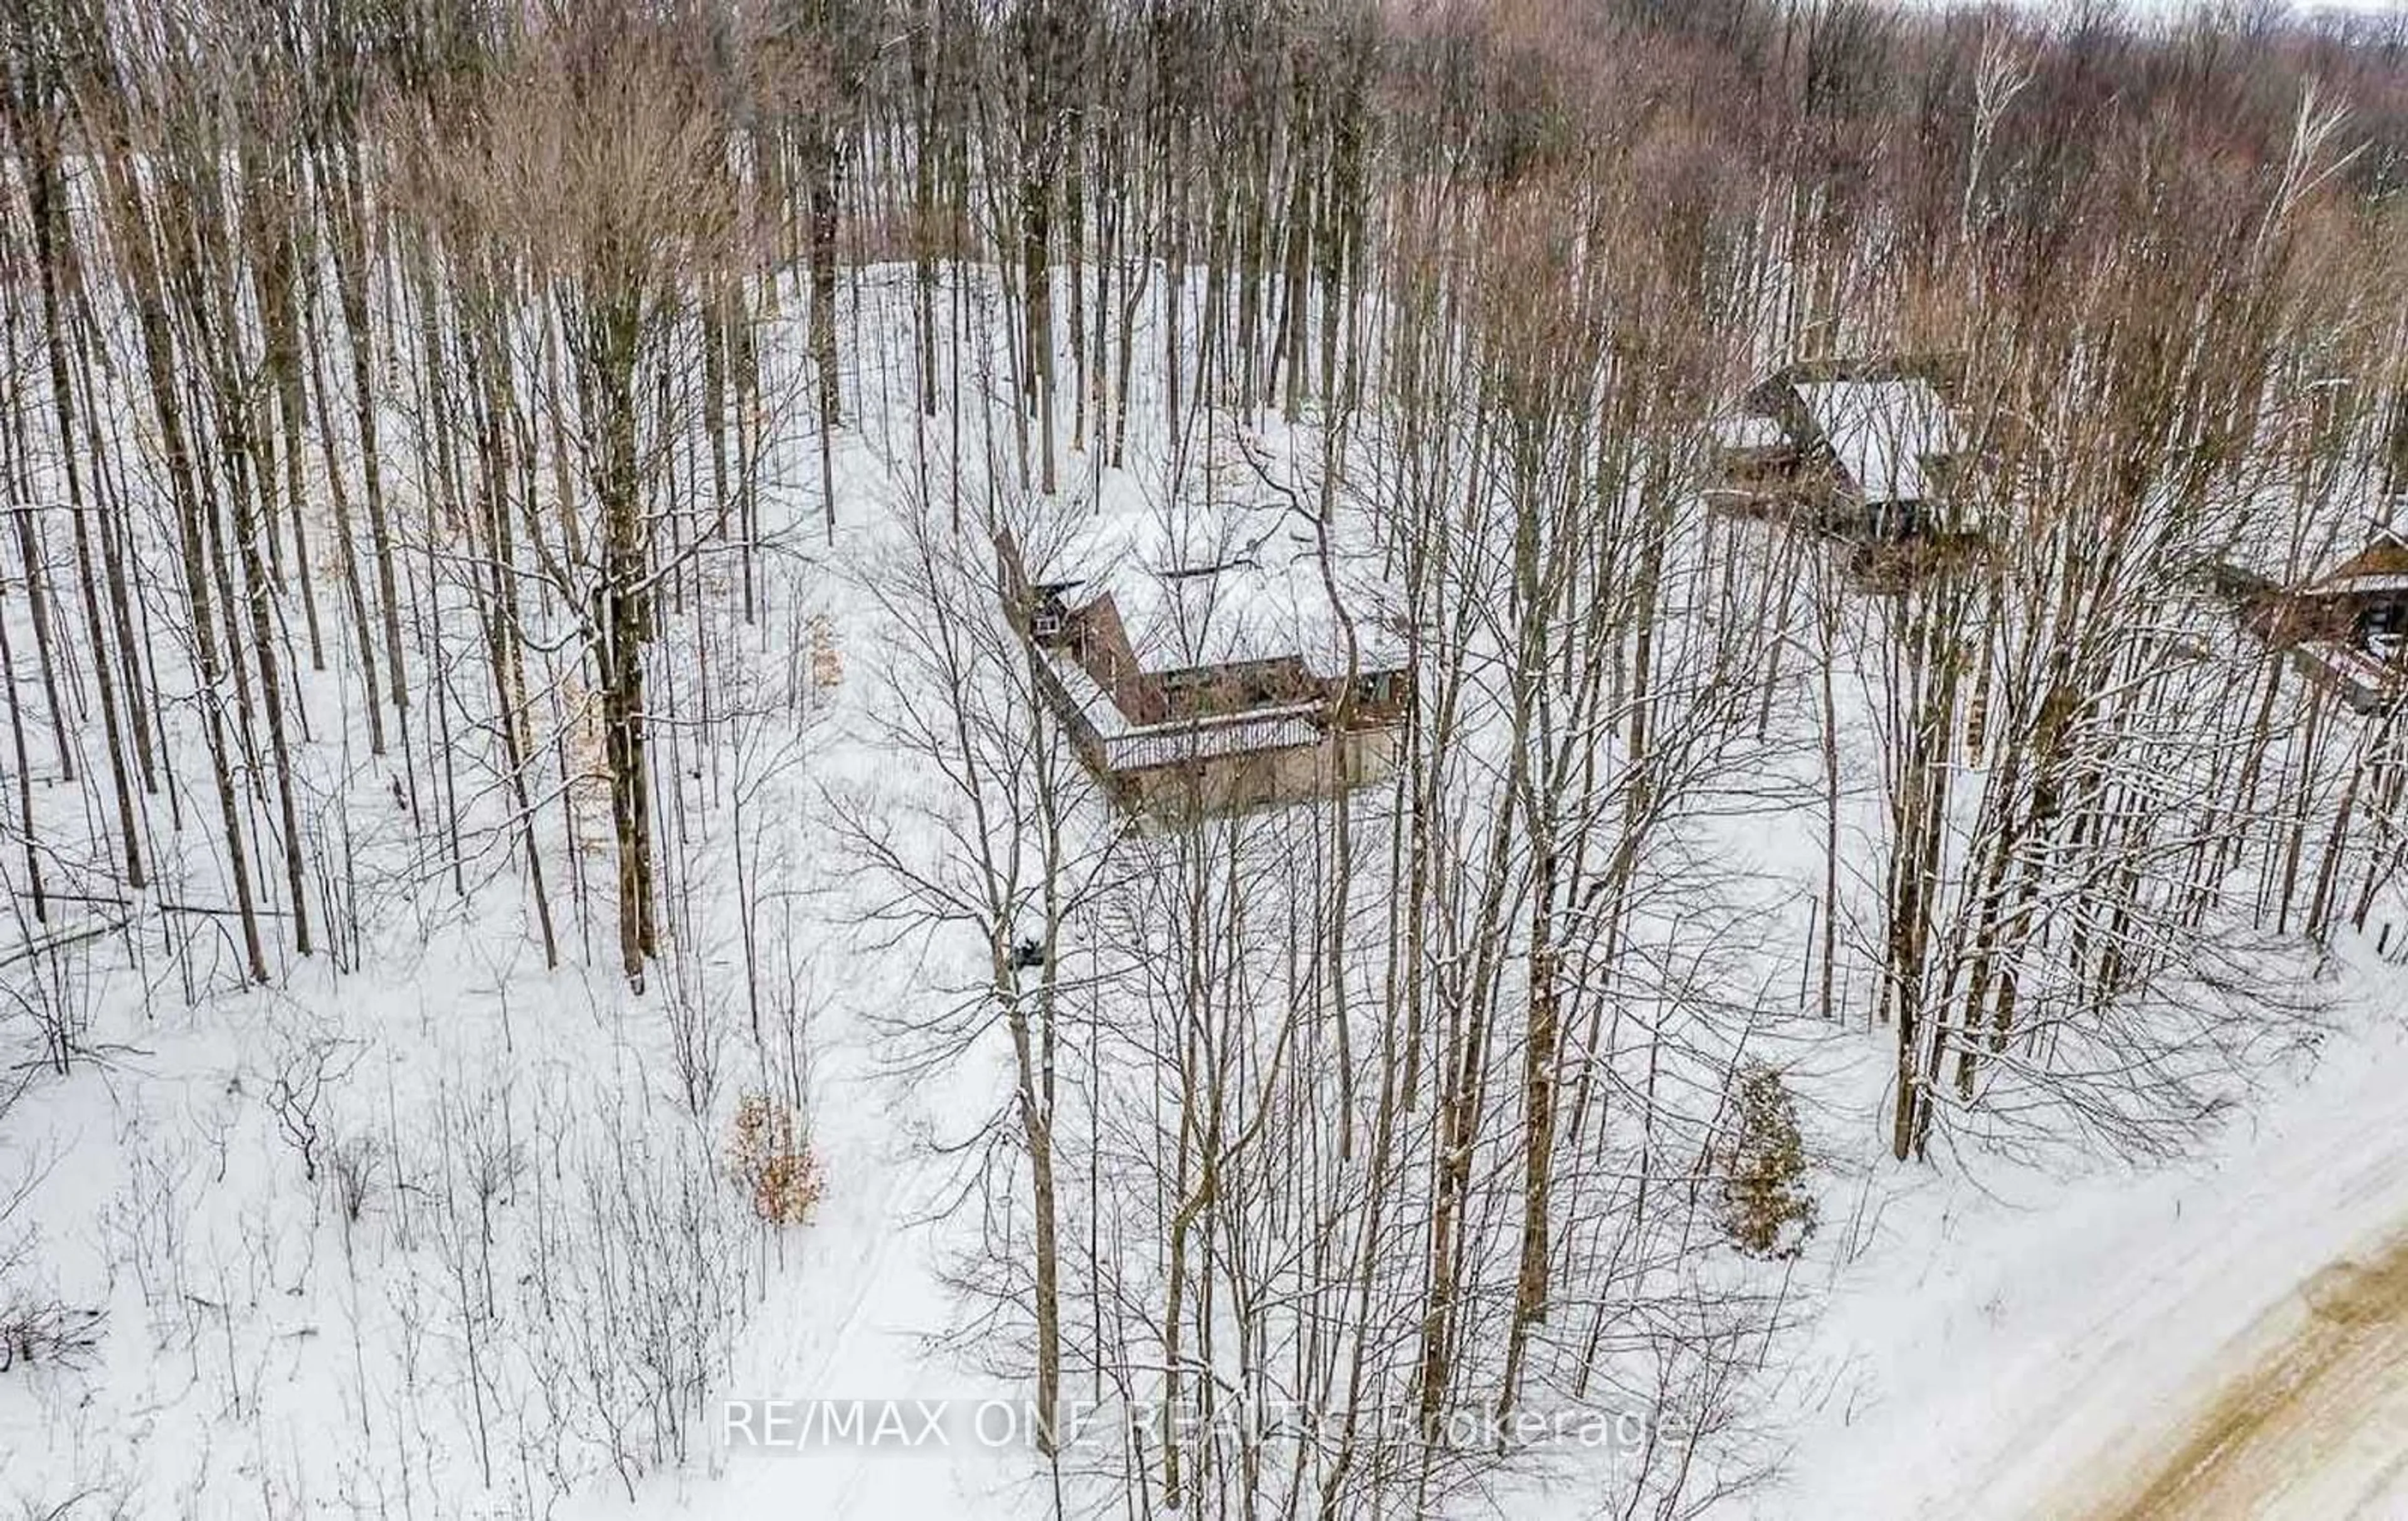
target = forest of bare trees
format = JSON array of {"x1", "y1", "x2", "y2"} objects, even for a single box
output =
[{"x1": 8, "y1": 0, "x2": 2408, "y2": 1516}]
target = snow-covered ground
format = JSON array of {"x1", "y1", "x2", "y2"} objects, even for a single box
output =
[
  {"x1": 7, "y1": 257, "x2": 2408, "y2": 1521},
  {"x1": 1765, "y1": 941, "x2": 2408, "y2": 1520}
]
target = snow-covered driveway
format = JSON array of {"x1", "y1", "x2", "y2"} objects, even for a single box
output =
[
  {"x1": 2064, "y1": 1223, "x2": 2408, "y2": 1520},
  {"x1": 1765, "y1": 986, "x2": 2408, "y2": 1521}
]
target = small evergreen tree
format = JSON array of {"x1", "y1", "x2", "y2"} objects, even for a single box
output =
[{"x1": 1719, "y1": 1063, "x2": 1816, "y2": 1260}]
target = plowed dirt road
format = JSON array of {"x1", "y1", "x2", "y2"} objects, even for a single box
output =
[
  {"x1": 2064, "y1": 1226, "x2": 2408, "y2": 1520},
  {"x1": 1766, "y1": 1016, "x2": 2408, "y2": 1521}
]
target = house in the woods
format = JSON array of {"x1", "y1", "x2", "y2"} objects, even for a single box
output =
[
  {"x1": 1708, "y1": 355, "x2": 1970, "y2": 543},
  {"x1": 1003, "y1": 499, "x2": 1410, "y2": 818},
  {"x1": 2246, "y1": 530, "x2": 2408, "y2": 712}
]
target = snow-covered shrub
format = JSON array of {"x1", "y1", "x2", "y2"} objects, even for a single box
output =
[
  {"x1": 265, "y1": 1026, "x2": 359, "y2": 1186},
  {"x1": 808, "y1": 611, "x2": 845, "y2": 693},
  {"x1": 0, "y1": 1296, "x2": 103, "y2": 1372},
  {"x1": 728, "y1": 1092, "x2": 822, "y2": 1226},
  {"x1": 556, "y1": 670, "x2": 615, "y2": 856},
  {"x1": 1717, "y1": 1063, "x2": 1816, "y2": 1260},
  {"x1": 330, "y1": 1132, "x2": 381, "y2": 1225}
]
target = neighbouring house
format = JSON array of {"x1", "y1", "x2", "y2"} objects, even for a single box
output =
[
  {"x1": 1707, "y1": 355, "x2": 1968, "y2": 542},
  {"x1": 2247, "y1": 530, "x2": 2408, "y2": 712},
  {"x1": 1001, "y1": 497, "x2": 1410, "y2": 818}
]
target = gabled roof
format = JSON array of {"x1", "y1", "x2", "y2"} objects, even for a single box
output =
[
  {"x1": 1709, "y1": 413, "x2": 1788, "y2": 453},
  {"x1": 1790, "y1": 377, "x2": 1960, "y2": 507},
  {"x1": 1028, "y1": 498, "x2": 1407, "y2": 678},
  {"x1": 2296, "y1": 534, "x2": 2408, "y2": 599},
  {"x1": 1759, "y1": 353, "x2": 1963, "y2": 391},
  {"x1": 1733, "y1": 354, "x2": 1967, "y2": 508}
]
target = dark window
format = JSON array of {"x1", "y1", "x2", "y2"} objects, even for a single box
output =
[{"x1": 2365, "y1": 601, "x2": 2408, "y2": 655}]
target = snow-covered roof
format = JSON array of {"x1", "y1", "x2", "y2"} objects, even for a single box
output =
[
  {"x1": 2291, "y1": 635, "x2": 2405, "y2": 712},
  {"x1": 2307, "y1": 535, "x2": 2408, "y2": 597},
  {"x1": 1712, "y1": 413, "x2": 1788, "y2": 451},
  {"x1": 1047, "y1": 648, "x2": 1325, "y2": 771},
  {"x1": 1032, "y1": 499, "x2": 1407, "y2": 679},
  {"x1": 2326, "y1": 573, "x2": 2408, "y2": 597},
  {"x1": 1792, "y1": 377, "x2": 1960, "y2": 506},
  {"x1": 1105, "y1": 710, "x2": 1324, "y2": 772}
]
